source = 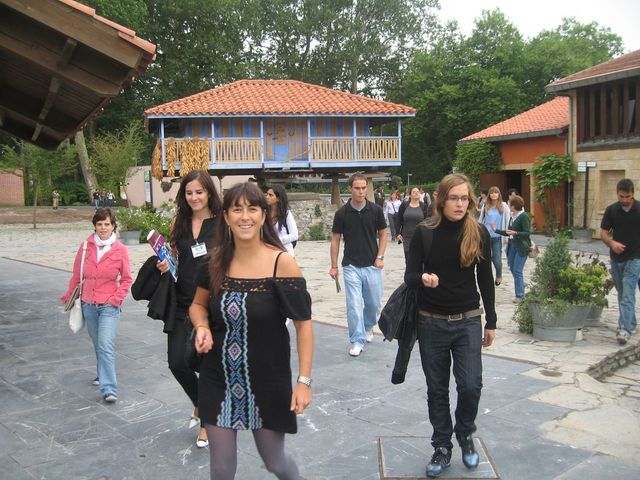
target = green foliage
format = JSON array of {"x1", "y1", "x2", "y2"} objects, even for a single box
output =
[
  {"x1": 514, "y1": 234, "x2": 612, "y2": 333},
  {"x1": 453, "y1": 141, "x2": 501, "y2": 189},
  {"x1": 308, "y1": 222, "x2": 325, "y2": 241},
  {"x1": 89, "y1": 121, "x2": 147, "y2": 193},
  {"x1": 314, "y1": 204, "x2": 322, "y2": 218},
  {"x1": 0, "y1": 141, "x2": 77, "y2": 208},
  {"x1": 527, "y1": 154, "x2": 576, "y2": 204},
  {"x1": 57, "y1": 181, "x2": 90, "y2": 206},
  {"x1": 116, "y1": 206, "x2": 171, "y2": 242}
]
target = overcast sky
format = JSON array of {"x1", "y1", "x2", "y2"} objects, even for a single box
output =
[{"x1": 437, "y1": 0, "x2": 640, "y2": 52}]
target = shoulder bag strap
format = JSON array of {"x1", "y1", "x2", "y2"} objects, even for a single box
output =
[
  {"x1": 79, "y1": 241, "x2": 88, "y2": 295},
  {"x1": 272, "y1": 251, "x2": 285, "y2": 278}
]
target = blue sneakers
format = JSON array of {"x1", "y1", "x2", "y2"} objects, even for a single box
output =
[
  {"x1": 426, "y1": 447, "x2": 451, "y2": 478},
  {"x1": 457, "y1": 434, "x2": 479, "y2": 469}
]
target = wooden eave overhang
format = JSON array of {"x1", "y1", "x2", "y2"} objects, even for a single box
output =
[
  {"x1": 0, "y1": 0, "x2": 156, "y2": 149},
  {"x1": 457, "y1": 127, "x2": 567, "y2": 144}
]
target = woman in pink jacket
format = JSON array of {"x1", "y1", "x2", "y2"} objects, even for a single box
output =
[{"x1": 61, "y1": 207, "x2": 132, "y2": 403}]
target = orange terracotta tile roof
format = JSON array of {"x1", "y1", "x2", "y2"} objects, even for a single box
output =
[
  {"x1": 547, "y1": 49, "x2": 640, "y2": 92},
  {"x1": 459, "y1": 97, "x2": 569, "y2": 143},
  {"x1": 144, "y1": 80, "x2": 416, "y2": 117}
]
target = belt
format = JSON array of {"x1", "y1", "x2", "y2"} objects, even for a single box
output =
[{"x1": 418, "y1": 307, "x2": 484, "y2": 321}]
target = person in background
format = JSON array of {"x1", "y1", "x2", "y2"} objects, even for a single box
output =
[
  {"x1": 385, "y1": 191, "x2": 402, "y2": 241},
  {"x1": 60, "y1": 207, "x2": 132, "y2": 404},
  {"x1": 330, "y1": 173, "x2": 387, "y2": 357},
  {"x1": 423, "y1": 188, "x2": 432, "y2": 208},
  {"x1": 156, "y1": 170, "x2": 221, "y2": 448},
  {"x1": 600, "y1": 178, "x2": 640, "y2": 345},
  {"x1": 396, "y1": 187, "x2": 429, "y2": 261},
  {"x1": 190, "y1": 182, "x2": 314, "y2": 479},
  {"x1": 52, "y1": 189, "x2": 60, "y2": 210},
  {"x1": 266, "y1": 184, "x2": 299, "y2": 256},
  {"x1": 375, "y1": 184, "x2": 385, "y2": 208},
  {"x1": 93, "y1": 191, "x2": 101, "y2": 209},
  {"x1": 494, "y1": 195, "x2": 531, "y2": 303},
  {"x1": 107, "y1": 190, "x2": 115, "y2": 207},
  {"x1": 404, "y1": 173, "x2": 496, "y2": 478},
  {"x1": 477, "y1": 188, "x2": 488, "y2": 213},
  {"x1": 478, "y1": 186, "x2": 510, "y2": 286}
]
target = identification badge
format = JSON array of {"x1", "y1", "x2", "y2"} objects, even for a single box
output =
[{"x1": 191, "y1": 242, "x2": 207, "y2": 258}]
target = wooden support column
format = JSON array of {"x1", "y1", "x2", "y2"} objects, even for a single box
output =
[{"x1": 331, "y1": 177, "x2": 341, "y2": 206}]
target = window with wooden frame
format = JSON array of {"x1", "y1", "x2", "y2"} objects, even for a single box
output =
[{"x1": 576, "y1": 78, "x2": 639, "y2": 149}]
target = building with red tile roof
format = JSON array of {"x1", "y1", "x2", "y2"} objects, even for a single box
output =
[
  {"x1": 459, "y1": 97, "x2": 570, "y2": 231},
  {"x1": 460, "y1": 97, "x2": 569, "y2": 143},
  {"x1": 145, "y1": 79, "x2": 415, "y2": 117},
  {"x1": 143, "y1": 80, "x2": 416, "y2": 189},
  {"x1": 544, "y1": 49, "x2": 640, "y2": 235}
]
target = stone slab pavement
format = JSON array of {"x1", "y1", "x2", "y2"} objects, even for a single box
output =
[{"x1": 0, "y1": 222, "x2": 639, "y2": 479}]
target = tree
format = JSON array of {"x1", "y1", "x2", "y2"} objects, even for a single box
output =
[
  {"x1": 0, "y1": 141, "x2": 77, "y2": 227},
  {"x1": 89, "y1": 121, "x2": 147, "y2": 200}
]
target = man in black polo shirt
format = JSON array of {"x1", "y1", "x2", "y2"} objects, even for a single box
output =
[
  {"x1": 330, "y1": 173, "x2": 388, "y2": 356},
  {"x1": 600, "y1": 178, "x2": 640, "y2": 345}
]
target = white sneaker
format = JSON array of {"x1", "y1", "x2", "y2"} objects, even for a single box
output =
[
  {"x1": 366, "y1": 330, "x2": 374, "y2": 343},
  {"x1": 349, "y1": 345, "x2": 363, "y2": 356}
]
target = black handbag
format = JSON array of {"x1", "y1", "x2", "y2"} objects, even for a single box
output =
[{"x1": 378, "y1": 283, "x2": 418, "y2": 342}]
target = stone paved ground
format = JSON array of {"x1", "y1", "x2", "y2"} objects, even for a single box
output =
[{"x1": 1, "y1": 211, "x2": 639, "y2": 479}]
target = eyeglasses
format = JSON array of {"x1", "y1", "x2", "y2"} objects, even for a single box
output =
[{"x1": 446, "y1": 195, "x2": 470, "y2": 203}]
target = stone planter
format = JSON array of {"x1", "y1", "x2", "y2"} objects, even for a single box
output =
[
  {"x1": 119, "y1": 230, "x2": 141, "y2": 245},
  {"x1": 572, "y1": 228, "x2": 594, "y2": 243},
  {"x1": 584, "y1": 304, "x2": 605, "y2": 327},
  {"x1": 529, "y1": 303, "x2": 590, "y2": 342}
]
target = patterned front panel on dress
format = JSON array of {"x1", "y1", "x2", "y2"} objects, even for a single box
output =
[{"x1": 217, "y1": 291, "x2": 262, "y2": 429}]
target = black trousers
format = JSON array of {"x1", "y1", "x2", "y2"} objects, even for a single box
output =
[
  {"x1": 168, "y1": 315, "x2": 199, "y2": 409},
  {"x1": 417, "y1": 313, "x2": 483, "y2": 449}
]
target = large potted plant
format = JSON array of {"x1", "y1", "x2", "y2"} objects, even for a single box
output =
[
  {"x1": 116, "y1": 205, "x2": 171, "y2": 245},
  {"x1": 513, "y1": 233, "x2": 608, "y2": 341}
]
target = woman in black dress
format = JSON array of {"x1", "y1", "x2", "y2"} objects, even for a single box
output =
[
  {"x1": 156, "y1": 170, "x2": 221, "y2": 448},
  {"x1": 190, "y1": 182, "x2": 314, "y2": 479}
]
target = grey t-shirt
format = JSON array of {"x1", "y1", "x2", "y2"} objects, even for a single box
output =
[{"x1": 402, "y1": 205, "x2": 425, "y2": 251}]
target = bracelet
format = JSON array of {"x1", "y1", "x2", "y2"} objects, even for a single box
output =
[
  {"x1": 296, "y1": 375, "x2": 312, "y2": 387},
  {"x1": 194, "y1": 324, "x2": 210, "y2": 331}
]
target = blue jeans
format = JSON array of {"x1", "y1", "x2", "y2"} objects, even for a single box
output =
[
  {"x1": 490, "y1": 236, "x2": 503, "y2": 279},
  {"x1": 416, "y1": 313, "x2": 483, "y2": 449},
  {"x1": 610, "y1": 258, "x2": 640, "y2": 334},
  {"x1": 343, "y1": 265, "x2": 384, "y2": 348},
  {"x1": 82, "y1": 303, "x2": 121, "y2": 396},
  {"x1": 507, "y1": 245, "x2": 527, "y2": 299}
]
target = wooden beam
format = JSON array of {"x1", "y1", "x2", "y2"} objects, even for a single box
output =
[
  {"x1": 0, "y1": 105, "x2": 65, "y2": 141},
  {"x1": 31, "y1": 123, "x2": 42, "y2": 141},
  {"x1": 39, "y1": 77, "x2": 61, "y2": 121},
  {"x1": 2, "y1": 0, "x2": 143, "y2": 68},
  {"x1": 57, "y1": 37, "x2": 77, "y2": 67},
  {"x1": 0, "y1": 31, "x2": 120, "y2": 96},
  {"x1": 0, "y1": 85, "x2": 78, "y2": 133}
]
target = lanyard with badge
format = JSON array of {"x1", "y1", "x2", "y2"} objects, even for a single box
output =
[{"x1": 191, "y1": 241, "x2": 207, "y2": 258}]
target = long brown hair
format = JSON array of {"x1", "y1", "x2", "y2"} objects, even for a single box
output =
[
  {"x1": 484, "y1": 186, "x2": 505, "y2": 214},
  {"x1": 426, "y1": 173, "x2": 483, "y2": 267},
  {"x1": 171, "y1": 170, "x2": 221, "y2": 248},
  {"x1": 209, "y1": 182, "x2": 284, "y2": 296}
]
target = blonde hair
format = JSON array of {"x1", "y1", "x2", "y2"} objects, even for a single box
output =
[
  {"x1": 426, "y1": 173, "x2": 483, "y2": 267},
  {"x1": 484, "y1": 186, "x2": 505, "y2": 214}
]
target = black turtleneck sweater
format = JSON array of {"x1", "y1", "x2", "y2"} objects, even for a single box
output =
[{"x1": 404, "y1": 217, "x2": 497, "y2": 329}]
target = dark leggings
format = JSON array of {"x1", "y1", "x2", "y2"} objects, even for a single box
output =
[
  {"x1": 205, "y1": 425, "x2": 300, "y2": 479},
  {"x1": 167, "y1": 317, "x2": 199, "y2": 410}
]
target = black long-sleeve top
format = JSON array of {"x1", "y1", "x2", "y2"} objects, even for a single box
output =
[{"x1": 404, "y1": 217, "x2": 497, "y2": 329}]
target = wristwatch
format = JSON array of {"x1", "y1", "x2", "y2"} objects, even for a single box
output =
[
  {"x1": 376, "y1": 255, "x2": 384, "y2": 260},
  {"x1": 297, "y1": 375, "x2": 312, "y2": 387}
]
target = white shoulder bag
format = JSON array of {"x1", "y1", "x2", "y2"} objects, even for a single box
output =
[{"x1": 68, "y1": 241, "x2": 88, "y2": 333}]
